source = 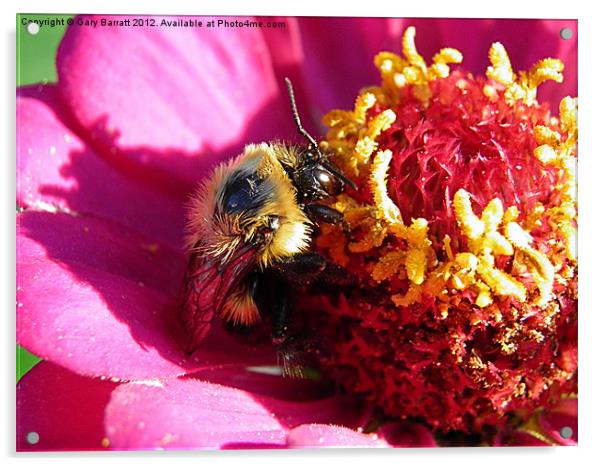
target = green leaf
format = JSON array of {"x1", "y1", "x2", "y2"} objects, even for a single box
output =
[
  {"x1": 17, "y1": 14, "x2": 72, "y2": 86},
  {"x1": 17, "y1": 345, "x2": 41, "y2": 381}
]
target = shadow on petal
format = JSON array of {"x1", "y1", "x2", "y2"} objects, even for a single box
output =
[
  {"x1": 17, "y1": 85, "x2": 188, "y2": 251},
  {"x1": 17, "y1": 210, "x2": 276, "y2": 380},
  {"x1": 188, "y1": 366, "x2": 335, "y2": 402},
  {"x1": 377, "y1": 421, "x2": 437, "y2": 447}
]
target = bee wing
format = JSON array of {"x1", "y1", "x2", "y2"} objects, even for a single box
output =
[
  {"x1": 179, "y1": 245, "x2": 258, "y2": 354},
  {"x1": 179, "y1": 253, "x2": 220, "y2": 354}
]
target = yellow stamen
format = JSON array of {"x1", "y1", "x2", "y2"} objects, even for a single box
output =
[
  {"x1": 370, "y1": 149, "x2": 404, "y2": 226},
  {"x1": 392, "y1": 283, "x2": 422, "y2": 307},
  {"x1": 534, "y1": 97, "x2": 578, "y2": 261},
  {"x1": 443, "y1": 234, "x2": 453, "y2": 260},
  {"x1": 354, "y1": 110, "x2": 397, "y2": 165},
  {"x1": 375, "y1": 26, "x2": 462, "y2": 102},
  {"x1": 477, "y1": 260, "x2": 527, "y2": 302},
  {"x1": 404, "y1": 219, "x2": 431, "y2": 285},
  {"x1": 453, "y1": 189, "x2": 485, "y2": 239},
  {"x1": 369, "y1": 151, "x2": 433, "y2": 285},
  {"x1": 372, "y1": 250, "x2": 406, "y2": 283},
  {"x1": 452, "y1": 190, "x2": 536, "y2": 303},
  {"x1": 486, "y1": 42, "x2": 564, "y2": 106}
]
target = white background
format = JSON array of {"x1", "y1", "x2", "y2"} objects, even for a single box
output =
[{"x1": 3, "y1": 0, "x2": 599, "y2": 465}]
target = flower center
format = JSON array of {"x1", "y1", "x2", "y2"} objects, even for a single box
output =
[{"x1": 312, "y1": 27, "x2": 577, "y2": 433}]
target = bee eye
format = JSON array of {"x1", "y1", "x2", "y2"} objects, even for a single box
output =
[
  {"x1": 222, "y1": 173, "x2": 267, "y2": 214},
  {"x1": 225, "y1": 189, "x2": 253, "y2": 212}
]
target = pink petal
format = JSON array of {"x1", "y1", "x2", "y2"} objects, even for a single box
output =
[
  {"x1": 258, "y1": 17, "x2": 319, "y2": 135},
  {"x1": 17, "y1": 210, "x2": 274, "y2": 380},
  {"x1": 377, "y1": 422, "x2": 437, "y2": 447},
  {"x1": 539, "y1": 398, "x2": 578, "y2": 445},
  {"x1": 56, "y1": 15, "x2": 294, "y2": 189},
  {"x1": 17, "y1": 85, "x2": 186, "y2": 250},
  {"x1": 105, "y1": 378, "x2": 283, "y2": 450},
  {"x1": 17, "y1": 362, "x2": 119, "y2": 451},
  {"x1": 287, "y1": 424, "x2": 387, "y2": 448},
  {"x1": 284, "y1": 18, "x2": 403, "y2": 119},
  {"x1": 105, "y1": 376, "x2": 366, "y2": 450},
  {"x1": 259, "y1": 17, "x2": 303, "y2": 80}
]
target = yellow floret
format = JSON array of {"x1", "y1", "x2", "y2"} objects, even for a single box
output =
[{"x1": 486, "y1": 42, "x2": 564, "y2": 106}]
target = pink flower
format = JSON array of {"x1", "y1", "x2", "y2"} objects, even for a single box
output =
[{"x1": 17, "y1": 15, "x2": 576, "y2": 450}]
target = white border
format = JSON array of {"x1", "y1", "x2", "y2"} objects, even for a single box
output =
[{"x1": 3, "y1": 1, "x2": 600, "y2": 465}]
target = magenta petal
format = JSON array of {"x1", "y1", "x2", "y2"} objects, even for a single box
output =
[
  {"x1": 17, "y1": 85, "x2": 186, "y2": 250},
  {"x1": 17, "y1": 362, "x2": 119, "y2": 451},
  {"x1": 57, "y1": 15, "x2": 293, "y2": 187},
  {"x1": 259, "y1": 17, "x2": 303, "y2": 77},
  {"x1": 17, "y1": 210, "x2": 274, "y2": 379},
  {"x1": 105, "y1": 378, "x2": 285, "y2": 450},
  {"x1": 105, "y1": 375, "x2": 368, "y2": 450},
  {"x1": 377, "y1": 422, "x2": 437, "y2": 448},
  {"x1": 104, "y1": 378, "x2": 279, "y2": 450},
  {"x1": 289, "y1": 17, "x2": 403, "y2": 116},
  {"x1": 287, "y1": 424, "x2": 386, "y2": 448},
  {"x1": 539, "y1": 398, "x2": 578, "y2": 445}
]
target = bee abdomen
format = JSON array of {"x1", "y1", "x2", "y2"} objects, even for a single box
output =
[{"x1": 220, "y1": 281, "x2": 261, "y2": 326}]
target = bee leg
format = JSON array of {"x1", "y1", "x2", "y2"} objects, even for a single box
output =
[
  {"x1": 319, "y1": 260, "x2": 355, "y2": 287},
  {"x1": 267, "y1": 275, "x2": 293, "y2": 346},
  {"x1": 271, "y1": 291, "x2": 306, "y2": 377},
  {"x1": 305, "y1": 203, "x2": 344, "y2": 224},
  {"x1": 253, "y1": 270, "x2": 306, "y2": 377},
  {"x1": 275, "y1": 252, "x2": 326, "y2": 286},
  {"x1": 275, "y1": 252, "x2": 354, "y2": 288}
]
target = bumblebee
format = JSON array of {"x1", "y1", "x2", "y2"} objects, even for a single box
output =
[{"x1": 179, "y1": 79, "x2": 353, "y2": 375}]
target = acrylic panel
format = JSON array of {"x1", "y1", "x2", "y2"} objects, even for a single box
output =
[{"x1": 16, "y1": 14, "x2": 577, "y2": 451}]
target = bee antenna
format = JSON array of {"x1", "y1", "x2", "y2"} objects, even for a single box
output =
[{"x1": 284, "y1": 77, "x2": 322, "y2": 156}]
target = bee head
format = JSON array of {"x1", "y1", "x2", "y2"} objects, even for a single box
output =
[{"x1": 186, "y1": 144, "x2": 313, "y2": 269}]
